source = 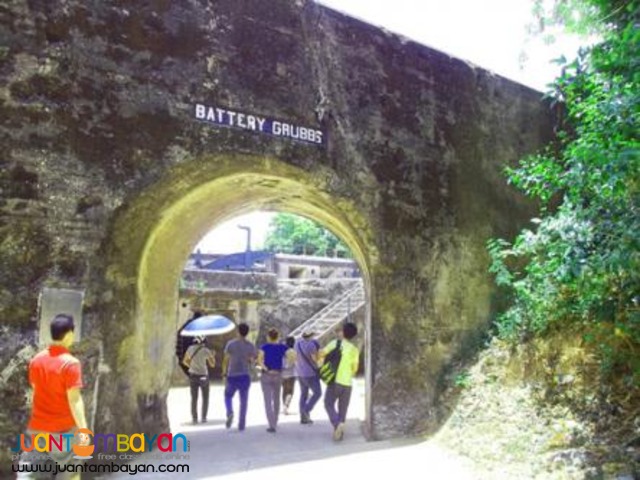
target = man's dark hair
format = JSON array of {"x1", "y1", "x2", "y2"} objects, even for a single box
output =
[
  {"x1": 343, "y1": 322, "x2": 357, "y2": 340},
  {"x1": 267, "y1": 328, "x2": 279, "y2": 341},
  {"x1": 51, "y1": 314, "x2": 75, "y2": 341},
  {"x1": 238, "y1": 323, "x2": 249, "y2": 337},
  {"x1": 285, "y1": 336, "x2": 295, "y2": 348}
]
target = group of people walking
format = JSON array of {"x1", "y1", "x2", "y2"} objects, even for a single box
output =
[
  {"x1": 184, "y1": 321, "x2": 360, "y2": 441},
  {"x1": 15, "y1": 313, "x2": 360, "y2": 478}
]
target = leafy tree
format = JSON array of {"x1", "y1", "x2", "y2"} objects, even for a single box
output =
[
  {"x1": 264, "y1": 213, "x2": 350, "y2": 257},
  {"x1": 489, "y1": 0, "x2": 639, "y2": 382}
]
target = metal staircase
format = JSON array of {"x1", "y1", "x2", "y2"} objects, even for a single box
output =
[{"x1": 289, "y1": 282, "x2": 365, "y2": 340}]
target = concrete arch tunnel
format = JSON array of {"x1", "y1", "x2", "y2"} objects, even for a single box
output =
[{"x1": 100, "y1": 155, "x2": 377, "y2": 437}]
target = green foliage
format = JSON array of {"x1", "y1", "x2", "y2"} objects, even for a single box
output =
[
  {"x1": 489, "y1": 0, "x2": 639, "y2": 383},
  {"x1": 264, "y1": 213, "x2": 350, "y2": 257},
  {"x1": 454, "y1": 372, "x2": 472, "y2": 389},
  {"x1": 531, "y1": 0, "x2": 637, "y2": 37}
]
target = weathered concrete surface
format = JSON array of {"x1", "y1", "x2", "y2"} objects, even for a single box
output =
[
  {"x1": 257, "y1": 278, "x2": 363, "y2": 340},
  {"x1": 0, "y1": 0, "x2": 556, "y2": 466},
  {"x1": 180, "y1": 269, "x2": 279, "y2": 300}
]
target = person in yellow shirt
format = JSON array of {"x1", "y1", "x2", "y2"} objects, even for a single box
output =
[{"x1": 321, "y1": 322, "x2": 359, "y2": 441}]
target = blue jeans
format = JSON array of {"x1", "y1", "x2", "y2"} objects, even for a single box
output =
[
  {"x1": 224, "y1": 374, "x2": 251, "y2": 430},
  {"x1": 298, "y1": 375, "x2": 322, "y2": 416}
]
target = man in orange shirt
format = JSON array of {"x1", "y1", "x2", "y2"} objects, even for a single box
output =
[{"x1": 17, "y1": 314, "x2": 88, "y2": 479}]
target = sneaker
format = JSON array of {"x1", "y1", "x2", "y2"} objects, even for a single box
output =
[
  {"x1": 201, "y1": 418, "x2": 208, "y2": 424},
  {"x1": 266, "y1": 427, "x2": 276, "y2": 433},
  {"x1": 333, "y1": 422, "x2": 345, "y2": 441},
  {"x1": 300, "y1": 412, "x2": 313, "y2": 424},
  {"x1": 225, "y1": 413, "x2": 234, "y2": 429}
]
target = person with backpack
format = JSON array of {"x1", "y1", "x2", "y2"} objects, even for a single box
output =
[
  {"x1": 182, "y1": 335, "x2": 215, "y2": 424},
  {"x1": 295, "y1": 330, "x2": 322, "y2": 424},
  {"x1": 321, "y1": 322, "x2": 359, "y2": 441}
]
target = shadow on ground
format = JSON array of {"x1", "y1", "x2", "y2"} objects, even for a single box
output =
[{"x1": 98, "y1": 381, "x2": 473, "y2": 479}]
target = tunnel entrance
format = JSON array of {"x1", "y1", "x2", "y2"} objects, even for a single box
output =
[
  {"x1": 170, "y1": 210, "x2": 369, "y2": 435},
  {"x1": 102, "y1": 155, "x2": 377, "y2": 440}
]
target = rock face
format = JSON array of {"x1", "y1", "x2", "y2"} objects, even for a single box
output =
[{"x1": 0, "y1": 0, "x2": 556, "y2": 460}]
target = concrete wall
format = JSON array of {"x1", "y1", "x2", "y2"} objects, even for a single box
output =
[
  {"x1": 273, "y1": 254, "x2": 357, "y2": 279},
  {"x1": 0, "y1": 0, "x2": 556, "y2": 458},
  {"x1": 180, "y1": 269, "x2": 278, "y2": 299}
]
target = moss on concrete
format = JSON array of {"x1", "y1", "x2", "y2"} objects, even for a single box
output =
[
  {"x1": 56, "y1": 245, "x2": 86, "y2": 280},
  {"x1": 0, "y1": 165, "x2": 39, "y2": 200},
  {"x1": 0, "y1": 222, "x2": 52, "y2": 327},
  {"x1": 9, "y1": 74, "x2": 71, "y2": 103}
]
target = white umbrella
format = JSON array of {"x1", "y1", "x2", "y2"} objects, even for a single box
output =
[{"x1": 179, "y1": 314, "x2": 236, "y2": 337}]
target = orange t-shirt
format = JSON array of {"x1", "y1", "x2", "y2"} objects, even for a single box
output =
[{"x1": 27, "y1": 345, "x2": 84, "y2": 432}]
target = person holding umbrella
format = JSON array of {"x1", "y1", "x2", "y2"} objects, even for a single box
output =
[
  {"x1": 182, "y1": 335, "x2": 215, "y2": 424},
  {"x1": 179, "y1": 313, "x2": 236, "y2": 425},
  {"x1": 176, "y1": 311, "x2": 204, "y2": 377}
]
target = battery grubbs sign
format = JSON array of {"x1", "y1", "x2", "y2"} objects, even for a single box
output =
[{"x1": 194, "y1": 103, "x2": 324, "y2": 146}]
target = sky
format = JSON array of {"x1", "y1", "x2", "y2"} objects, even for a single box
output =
[
  {"x1": 317, "y1": 0, "x2": 583, "y2": 91},
  {"x1": 196, "y1": 212, "x2": 275, "y2": 254},
  {"x1": 196, "y1": 0, "x2": 584, "y2": 254}
]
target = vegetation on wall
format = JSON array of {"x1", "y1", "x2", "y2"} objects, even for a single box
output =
[
  {"x1": 264, "y1": 213, "x2": 350, "y2": 258},
  {"x1": 488, "y1": 0, "x2": 639, "y2": 383}
]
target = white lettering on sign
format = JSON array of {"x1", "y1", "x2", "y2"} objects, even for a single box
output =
[{"x1": 194, "y1": 103, "x2": 324, "y2": 146}]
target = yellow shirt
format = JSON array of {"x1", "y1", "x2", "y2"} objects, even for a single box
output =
[{"x1": 322, "y1": 339, "x2": 359, "y2": 386}]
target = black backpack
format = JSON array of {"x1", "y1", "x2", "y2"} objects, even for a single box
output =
[{"x1": 319, "y1": 340, "x2": 342, "y2": 385}]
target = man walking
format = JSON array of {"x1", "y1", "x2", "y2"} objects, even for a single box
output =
[
  {"x1": 295, "y1": 330, "x2": 322, "y2": 424},
  {"x1": 18, "y1": 314, "x2": 88, "y2": 479},
  {"x1": 222, "y1": 323, "x2": 256, "y2": 431},
  {"x1": 182, "y1": 335, "x2": 215, "y2": 424},
  {"x1": 322, "y1": 322, "x2": 359, "y2": 441}
]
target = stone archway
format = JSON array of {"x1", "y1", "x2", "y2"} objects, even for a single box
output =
[{"x1": 98, "y1": 153, "x2": 377, "y2": 439}]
